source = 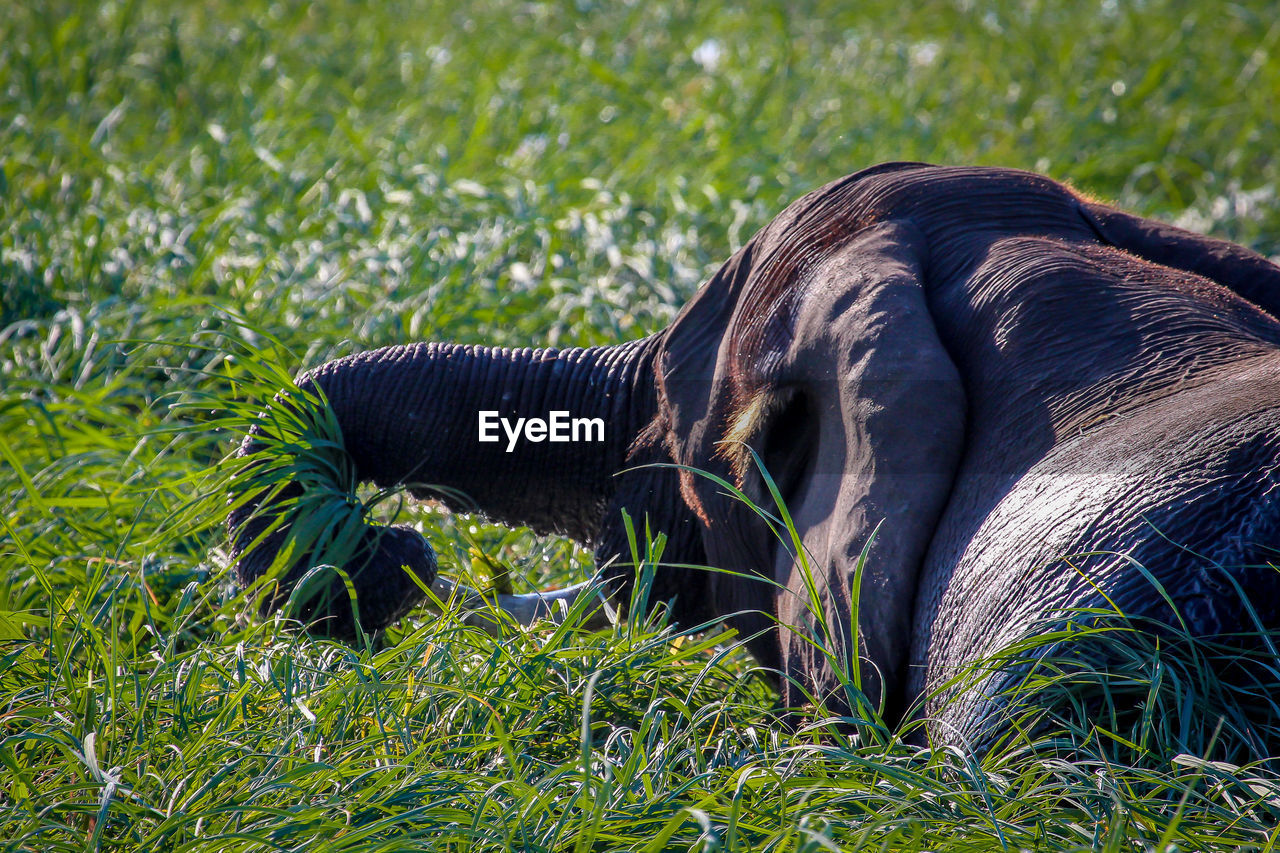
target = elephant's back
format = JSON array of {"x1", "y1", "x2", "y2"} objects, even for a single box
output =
[{"x1": 911, "y1": 354, "x2": 1280, "y2": 730}]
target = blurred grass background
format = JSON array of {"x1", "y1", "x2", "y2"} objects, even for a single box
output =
[{"x1": 3, "y1": 0, "x2": 1280, "y2": 849}]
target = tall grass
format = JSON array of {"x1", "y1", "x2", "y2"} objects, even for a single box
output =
[{"x1": 4, "y1": 0, "x2": 1280, "y2": 849}]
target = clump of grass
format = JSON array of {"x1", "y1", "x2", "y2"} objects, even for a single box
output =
[{"x1": 969, "y1": 611, "x2": 1280, "y2": 766}]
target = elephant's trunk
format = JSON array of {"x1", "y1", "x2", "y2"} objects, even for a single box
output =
[{"x1": 228, "y1": 336, "x2": 659, "y2": 638}]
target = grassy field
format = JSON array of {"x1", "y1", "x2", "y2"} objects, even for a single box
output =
[{"x1": 4, "y1": 0, "x2": 1280, "y2": 849}]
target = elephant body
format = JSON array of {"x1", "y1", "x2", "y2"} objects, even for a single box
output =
[{"x1": 230, "y1": 163, "x2": 1280, "y2": 741}]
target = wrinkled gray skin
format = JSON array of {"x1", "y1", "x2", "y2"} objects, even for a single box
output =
[{"x1": 230, "y1": 163, "x2": 1280, "y2": 741}]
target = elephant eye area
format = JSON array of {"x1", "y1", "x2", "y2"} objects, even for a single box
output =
[{"x1": 757, "y1": 391, "x2": 819, "y2": 513}]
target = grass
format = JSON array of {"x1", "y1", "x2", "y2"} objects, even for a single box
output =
[{"x1": 3, "y1": 0, "x2": 1280, "y2": 849}]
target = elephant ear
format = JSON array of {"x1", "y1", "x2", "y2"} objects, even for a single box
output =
[
  {"x1": 656, "y1": 217, "x2": 967, "y2": 722},
  {"x1": 1079, "y1": 201, "x2": 1280, "y2": 319}
]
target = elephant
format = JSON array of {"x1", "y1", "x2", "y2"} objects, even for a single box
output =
[{"x1": 229, "y1": 162, "x2": 1280, "y2": 742}]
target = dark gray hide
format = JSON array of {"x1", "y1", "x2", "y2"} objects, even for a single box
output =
[{"x1": 229, "y1": 163, "x2": 1280, "y2": 739}]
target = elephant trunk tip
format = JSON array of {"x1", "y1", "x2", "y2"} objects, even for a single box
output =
[
  {"x1": 290, "y1": 523, "x2": 439, "y2": 642},
  {"x1": 226, "y1": 412, "x2": 439, "y2": 642},
  {"x1": 230, "y1": 500, "x2": 439, "y2": 642}
]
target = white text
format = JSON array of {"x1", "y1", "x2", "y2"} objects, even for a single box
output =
[{"x1": 477, "y1": 410, "x2": 605, "y2": 452}]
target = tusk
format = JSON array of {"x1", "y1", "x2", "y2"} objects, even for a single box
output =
[{"x1": 427, "y1": 576, "x2": 615, "y2": 635}]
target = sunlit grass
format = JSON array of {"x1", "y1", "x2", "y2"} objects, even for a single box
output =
[{"x1": 4, "y1": 0, "x2": 1280, "y2": 849}]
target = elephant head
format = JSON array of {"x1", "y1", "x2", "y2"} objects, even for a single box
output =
[{"x1": 229, "y1": 163, "x2": 1280, "y2": 741}]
